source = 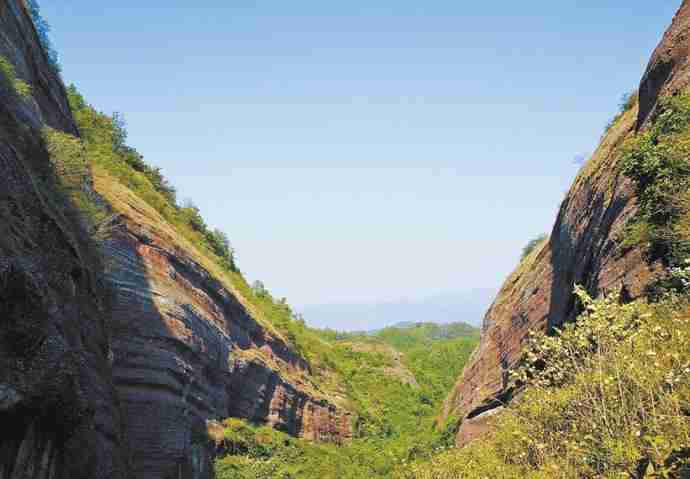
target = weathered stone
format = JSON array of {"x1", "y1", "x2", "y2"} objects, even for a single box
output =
[
  {"x1": 441, "y1": 0, "x2": 690, "y2": 448},
  {"x1": 0, "y1": 1, "x2": 127, "y2": 477},
  {"x1": 97, "y1": 166, "x2": 351, "y2": 478}
]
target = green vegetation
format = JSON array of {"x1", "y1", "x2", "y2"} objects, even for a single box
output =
[
  {"x1": 403, "y1": 92, "x2": 690, "y2": 479},
  {"x1": 373, "y1": 323, "x2": 479, "y2": 402},
  {"x1": 61, "y1": 86, "x2": 481, "y2": 479},
  {"x1": 26, "y1": 0, "x2": 60, "y2": 70},
  {"x1": 375, "y1": 322, "x2": 479, "y2": 349},
  {"x1": 605, "y1": 90, "x2": 637, "y2": 134},
  {"x1": 619, "y1": 94, "x2": 690, "y2": 266},
  {"x1": 0, "y1": 56, "x2": 31, "y2": 98},
  {"x1": 41, "y1": 127, "x2": 113, "y2": 237},
  {"x1": 215, "y1": 322, "x2": 479, "y2": 478},
  {"x1": 405, "y1": 287, "x2": 690, "y2": 478},
  {"x1": 66, "y1": 85, "x2": 239, "y2": 274},
  {"x1": 521, "y1": 233, "x2": 548, "y2": 260}
]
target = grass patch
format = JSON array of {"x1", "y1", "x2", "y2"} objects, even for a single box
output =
[{"x1": 0, "y1": 56, "x2": 31, "y2": 98}]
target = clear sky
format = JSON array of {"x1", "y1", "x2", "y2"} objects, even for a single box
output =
[{"x1": 41, "y1": 1, "x2": 681, "y2": 320}]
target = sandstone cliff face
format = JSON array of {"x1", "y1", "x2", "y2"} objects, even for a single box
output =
[
  {"x1": 0, "y1": 1, "x2": 127, "y2": 478},
  {"x1": 96, "y1": 173, "x2": 351, "y2": 479},
  {"x1": 0, "y1": 3, "x2": 351, "y2": 478},
  {"x1": 442, "y1": 0, "x2": 690, "y2": 447}
]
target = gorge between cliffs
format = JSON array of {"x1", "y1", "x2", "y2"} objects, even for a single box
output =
[{"x1": 1, "y1": 1, "x2": 689, "y2": 478}]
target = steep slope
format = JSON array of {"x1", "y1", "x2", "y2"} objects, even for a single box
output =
[
  {"x1": 61, "y1": 82, "x2": 355, "y2": 477},
  {"x1": 1, "y1": 3, "x2": 353, "y2": 478},
  {"x1": 96, "y1": 169, "x2": 352, "y2": 478},
  {"x1": 441, "y1": 0, "x2": 690, "y2": 447},
  {"x1": 0, "y1": 1, "x2": 127, "y2": 478}
]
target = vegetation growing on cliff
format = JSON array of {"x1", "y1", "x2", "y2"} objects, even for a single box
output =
[
  {"x1": 620, "y1": 94, "x2": 690, "y2": 266},
  {"x1": 402, "y1": 92, "x2": 690, "y2": 479},
  {"x1": 215, "y1": 324, "x2": 478, "y2": 479},
  {"x1": 521, "y1": 233, "x2": 548, "y2": 260},
  {"x1": 66, "y1": 85, "x2": 239, "y2": 273},
  {"x1": 604, "y1": 90, "x2": 637, "y2": 135},
  {"x1": 0, "y1": 56, "x2": 31, "y2": 98},
  {"x1": 26, "y1": 0, "x2": 60, "y2": 70},
  {"x1": 405, "y1": 287, "x2": 690, "y2": 478}
]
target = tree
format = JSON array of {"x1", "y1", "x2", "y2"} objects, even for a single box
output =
[
  {"x1": 26, "y1": 0, "x2": 60, "y2": 70},
  {"x1": 251, "y1": 280, "x2": 268, "y2": 297},
  {"x1": 521, "y1": 233, "x2": 548, "y2": 260}
]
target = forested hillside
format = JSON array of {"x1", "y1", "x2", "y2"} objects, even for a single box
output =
[{"x1": 214, "y1": 322, "x2": 479, "y2": 478}]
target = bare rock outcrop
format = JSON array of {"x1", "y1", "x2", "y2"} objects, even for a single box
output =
[
  {"x1": 0, "y1": 1, "x2": 127, "y2": 477},
  {"x1": 97, "y1": 174, "x2": 352, "y2": 479},
  {"x1": 441, "y1": 0, "x2": 690, "y2": 448}
]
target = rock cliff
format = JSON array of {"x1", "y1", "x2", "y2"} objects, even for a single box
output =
[
  {"x1": 441, "y1": 0, "x2": 690, "y2": 447},
  {"x1": 97, "y1": 172, "x2": 351, "y2": 479},
  {"x1": 0, "y1": 2, "x2": 351, "y2": 478},
  {"x1": 0, "y1": 1, "x2": 127, "y2": 477}
]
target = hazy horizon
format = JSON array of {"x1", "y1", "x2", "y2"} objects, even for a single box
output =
[
  {"x1": 300, "y1": 287, "x2": 497, "y2": 331},
  {"x1": 39, "y1": 0, "x2": 682, "y2": 328}
]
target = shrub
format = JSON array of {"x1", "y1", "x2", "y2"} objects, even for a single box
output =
[
  {"x1": 521, "y1": 233, "x2": 548, "y2": 260},
  {"x1": 619, "y1": 94, "x2": 690, "y2": 265},
  {"x1": 405, "y1": 287, "x2": 690, "y2": 478},
  {"x1": 604, "y1": 90, "x2": 637, "y2": 134},
  {"x1": 25, "y1": 0, "x2": 60, "y2": 70},
  {"x1": 0, "y1": 56, "x2": 31, "y2": 98}
]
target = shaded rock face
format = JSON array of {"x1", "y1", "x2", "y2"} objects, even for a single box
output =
[
  {"x1": 638, "y1": 0, "x2": 690, "y2": 129},
  {"x1": 442, "y1": 0, "x2": 690, "y2": 448},
  {"x1": 98, "y1": 176, "x2": 351, "y2": 479},
  {"x1": 0, "y1": 2, "x2": 350, "y2": 478},
  {"x1": 0, "y1": 1, "x2": 126, "y2": 478}
]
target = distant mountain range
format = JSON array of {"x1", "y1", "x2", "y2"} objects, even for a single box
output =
[{"x1": 300, "y1": 288, "x2": 497, "y2": 332}]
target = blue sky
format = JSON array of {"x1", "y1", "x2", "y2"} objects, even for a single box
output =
[{"x1": 41, "y1": 1, "x2": 681, "y2": 325}]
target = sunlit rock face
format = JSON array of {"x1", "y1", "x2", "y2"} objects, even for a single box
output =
[
  {"x1": 0, "y1": 1, "x2": 127, "y2": 478},
  {"x1": 100, "y1": 181, "x2": 352, "y2": 478},
  {"x1": 441, "y1": 0, "x2": 690, "y2": 448}
]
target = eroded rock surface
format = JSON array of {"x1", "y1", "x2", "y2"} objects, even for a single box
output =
[
  {"x1": 0, "y1": 1, "x2": 126, "y2": 477},
  {"x1": 98, "y1": 175, "x2": 351, "y2": 479},
  {"x1": 0, "y1": 2, "x2": 350, "y2": 478},
  {"x1": 441, "y1": 0, "x2": 690, "y2": 447}
]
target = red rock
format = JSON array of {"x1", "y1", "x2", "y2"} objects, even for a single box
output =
[
  {"x1": 97, "y1": 172, "x2": 351, "y2": 478},
  {"x1": 0, "y1": 2, "x2": 350, "y2": 478},
  {"x1": 441, "y1": 0, "x2": 690, "y2": 448}
]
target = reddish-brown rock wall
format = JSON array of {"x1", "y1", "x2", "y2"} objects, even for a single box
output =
[
  {"x1": 0, "y1": 3, "x2": 351, "y2": 478},
  {"x1": 442, "y1": 0, "x2": 690, "y2": 447},
  {"x1": 98, "y1": 176, "x2": 351, "y2": 479}
]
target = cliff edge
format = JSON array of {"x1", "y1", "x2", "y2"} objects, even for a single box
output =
[{"x1": 441, "y1": 0, "x2": 690, "y2": 448}]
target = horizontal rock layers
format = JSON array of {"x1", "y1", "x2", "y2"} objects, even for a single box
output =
[
  {"x1": 0, "y1": 2, "x2": 351, "y2": 478},
  {"x1": 99, "y1": 175, "x2": 351, "y2": 479}
]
